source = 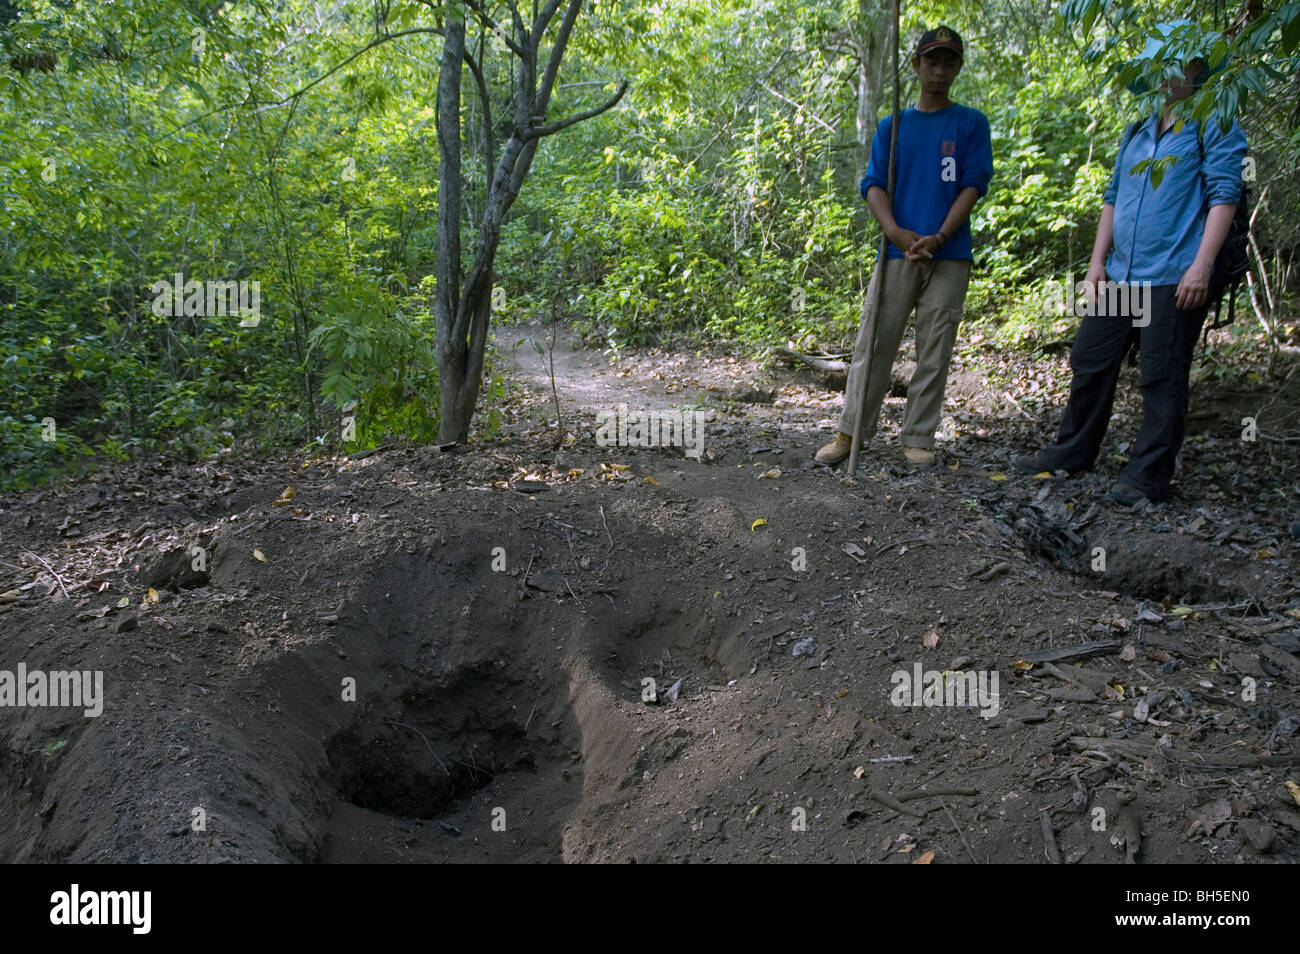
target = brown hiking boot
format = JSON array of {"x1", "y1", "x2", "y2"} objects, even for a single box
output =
[
  {"x1": 815, "y1": 432, "x2": 853, "y2": 465},
  {"x1": 903, "y1": 446, "x2": 936, "y2": 467}
]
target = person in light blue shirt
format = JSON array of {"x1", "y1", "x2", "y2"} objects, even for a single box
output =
[
  {"x1": 1105, "y1": 115, "x2": 1248, "y2": 288},
  {"x1": 817, "y1": 25, "x2": 994, "y2": 468},
  {"x1": 1016, "y1": 23, "x2": 1247, "y2": 505}
]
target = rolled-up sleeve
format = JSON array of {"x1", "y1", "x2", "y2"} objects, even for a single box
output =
[
  {"x1": 860, "y1": 114, "x2": 892, "y2": 199},
  {"x1": 1202, "y1": 119, "x2": 1248, "y2": 207},
  {"x1": 958, "y1": 112, "x2": 993, "y2": 196}
]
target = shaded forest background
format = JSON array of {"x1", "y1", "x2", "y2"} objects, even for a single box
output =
[{"x1": 2, "y1": 0, "x2": 1298, "y2": 488}]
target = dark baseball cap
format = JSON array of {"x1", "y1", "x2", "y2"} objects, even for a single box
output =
[{"x1": 915, "y1": 25, "x2": 964, "y2": 59}]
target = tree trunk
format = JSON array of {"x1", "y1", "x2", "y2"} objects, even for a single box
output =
[
  {"x1": 434, "y1": 14, "x2": 467, "y2": 443},
  {"x1": 852, "y1": 0, "x2": 891, "y2": 172},
  {"x1": 432, "y1": 0, "x2": 626, "y2": 444}
]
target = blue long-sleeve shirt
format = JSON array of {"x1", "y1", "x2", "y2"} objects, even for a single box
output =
[
  {"x1": 1104, "y1": 115, "x2": 1248, "y2": 285},
  {"x1": 859, "y1": 103, "x2": 993, "y2": 261}
]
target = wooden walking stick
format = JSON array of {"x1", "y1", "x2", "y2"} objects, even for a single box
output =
[{"x1": 847, "y1": 0, "x2": 902, "y2": 475}]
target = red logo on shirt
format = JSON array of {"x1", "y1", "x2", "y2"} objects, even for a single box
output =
[{"x1": 941, "y1": 140, "x2": 956, "y2": 156}]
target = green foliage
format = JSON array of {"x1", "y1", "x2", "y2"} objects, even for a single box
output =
[
  {"x1": 0, "y1": 0, "x2": 1295, "y2": 491},
  {"x1": 307, "y1": 281, "x2": 440, "y2": 447}
]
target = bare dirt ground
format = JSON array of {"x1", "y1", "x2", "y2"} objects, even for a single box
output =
[{"x1": 1, "y1": 318, "x2": 1298, "y2": 863}]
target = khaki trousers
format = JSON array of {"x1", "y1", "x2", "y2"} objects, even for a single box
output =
[{"x1": 838, "y1": 257, "x2": 971, "y2": 449}]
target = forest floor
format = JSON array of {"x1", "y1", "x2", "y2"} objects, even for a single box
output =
[{"x1": 1, "y1": 318, "x2": 1299, "y2": 864}]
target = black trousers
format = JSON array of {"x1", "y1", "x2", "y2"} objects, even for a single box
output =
[{"x1": 1038, "y1": 284, "x2": 1206, "y2": 501}]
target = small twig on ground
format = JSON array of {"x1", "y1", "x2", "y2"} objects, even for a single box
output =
[
  {"x1": 347, "y1": 442, "x2": 397, "y2": 460},
  {"x1": 870, "y1": 788, "x2": 925, "y2": 818},
  {"x1": 944, "y1": 799, "x2": 980, "y2": 864},
  {"x1": 599, "y1": 505, "x2": 613, "y2": 548},
  {"x1": 519, "y1": 549, "x2": 537, "y2": 595},
  {"x1": 1040, "y1": 807, "x2": 1062, "y2": 864},
  {"x1": 898, "y1": 787, "x2": 978, "y2": 801},
  {"x1": 873, "y1": 537, "x2": 925, "y2": 558},
  {"x1": 563, "y1": 576, "x2": 580, "y2": 603},
  {"x1": 1003, "y1": 391, "x2": 1034, "y2": 420},
  {"x1": 22, "y1": 550, "x2": 69, "y2": 600},
  {"x1": 971, "y1": 560, "x2": 1011, "y2": 583}
]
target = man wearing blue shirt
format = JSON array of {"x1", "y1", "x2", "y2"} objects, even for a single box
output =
[
  {"x1": 1016, "y1": 39, "x2": 1247, "y2": 506},
  {"x1": 817, "y1": 26, "x2": 994, "y2": 468}
]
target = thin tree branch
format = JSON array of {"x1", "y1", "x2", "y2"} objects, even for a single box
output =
[
  {"x1": 504, "y1": 0, "x2": 528, "y2": 44},
  {"x1": 463, "y1": 44, "x2": 496, "y2": 195},
  {"x1": 758, "y1": 80, "x2": 838, "y2": 133},
  {"x1": 256, "y1": 28, "x2": 445, "y2": 109},
  {"x1": 464, "y1": 0, "x2": 528, "y2": 58},
  {"x1": 526, "y1": 80, "x2": 628, "y2": 139},
  {"x1": 533, "y1": 0, "x2": 565, "y2": 49},
  {"x1": 535, "y1": 0, "x2": 582, "y2": 117}
]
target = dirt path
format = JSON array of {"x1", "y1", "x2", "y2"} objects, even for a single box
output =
[{"x1": 1, "y1": 321, "x2": 1297, "y2": 863}]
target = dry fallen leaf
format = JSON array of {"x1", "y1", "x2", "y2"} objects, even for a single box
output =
[
  {"x1": 253, "y1": 548, "x2": 269, "y2": 563},
  {"x1": 145, "y1": 588, "x2": 159, "y2": 604},
  {"x1": 760, "y1": 468, "x2": 781, "y2": 479},
  {"x1": 913, "y1": 850, "x2": 935, "y2": 864},
  {"x1": 643, "y1": 476, "x2": 659, "y2": 485},
  {"x1": 1120, "y1": 643, "x2": 1136, "y2": 662},
  {"x1": 988, "y1": 473, "x2": 1007, "y2": 481},
  {"x1": 923, "y1": 628, "x2": 940, "y2": 650},
  {"x1": 1286, "y1": 781, "x2": 1300, "y2": 807},
  {"x1": 853, "y1": 766, "x2": 865, "y2": 779},
  {"x1": 750, "y1": 518, "x2": 767, "y2": 531},
  {"x1": 272, "y1": 486, "x2": 296, "y2": 506},
  {"x1": 1188, "y1": 799, "x2": 1233, "y2": 837},
  {"x1": 1012, "y1": 660, "x2": 1034, "y2": 672}
]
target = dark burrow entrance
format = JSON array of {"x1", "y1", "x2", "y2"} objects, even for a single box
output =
[{"x1": 313, "y1": 541, "x2": 752, "y2": 863}]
